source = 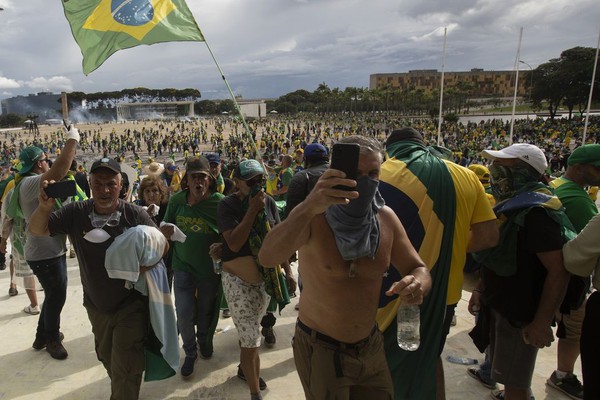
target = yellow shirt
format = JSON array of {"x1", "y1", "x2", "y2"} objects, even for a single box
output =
[{"x1": 443, "y1": 160, "x2": 497, "y2": 305}]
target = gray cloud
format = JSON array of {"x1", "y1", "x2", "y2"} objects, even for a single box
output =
[{"x1": 0, "y1": 0, "x2": 598, "y2": 103}]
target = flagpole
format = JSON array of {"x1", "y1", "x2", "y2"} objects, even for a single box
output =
[
  {"x1": 583, "y1": 27, "x2": 600, "y2": 144},
  {"x1": 509, "y1": 27, "x2": 523, "y2": 145},
  {"x1": 437, "y1": 27, "x2": 447, "y2": 146},
  {"x1": 201, "y1": 39, "x2": 262, "y2": 161}
]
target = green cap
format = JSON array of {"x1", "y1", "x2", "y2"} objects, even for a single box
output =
[
  {"x1": 235, "y1": 159, "x2": 264, "y2": 180},
  {"x1": 567, "y1": 144, "x2": 600, "y2": 166},
  {"x1": 18, "y1": 146, "x2": 44, "y2": 175}
]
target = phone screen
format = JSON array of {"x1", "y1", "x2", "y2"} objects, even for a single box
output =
[
  {"x1": 330, "y1": 143, "x2": 360, "y2": 190},
  {"x1": 44, "y1": 180, "x2": 77, "y2": 199}
]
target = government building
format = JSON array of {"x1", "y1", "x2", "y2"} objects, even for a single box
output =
[{"x1": 369, "y1": 69, "x2": 528, "y2": 98}]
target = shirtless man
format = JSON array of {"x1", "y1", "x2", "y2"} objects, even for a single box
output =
[{"x1": 258, "y1": 135, "x2": 431, "y2": 399}]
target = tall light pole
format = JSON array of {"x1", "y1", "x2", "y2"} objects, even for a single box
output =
[{"x1": 519, "y1": 60, "x2": 533, "y2": 109}]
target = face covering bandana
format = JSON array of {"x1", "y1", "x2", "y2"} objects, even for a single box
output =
[
  {"x1": 84, "y1": 210, "x2": 121, "y2": 243},
  {"x1": 325, "y1": 175, "x2": 385, "y2": 275},
  {"x1": 490, "y1": 163, "x2": 540, "y2": 201}
]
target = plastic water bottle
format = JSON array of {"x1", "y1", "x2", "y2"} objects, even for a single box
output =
[
  {"x1": 213, "y1": 259, "x2": 222, "y2": 275},
  {"x1": 397, "y1": 304, "x2": 420, "y2": 351}
]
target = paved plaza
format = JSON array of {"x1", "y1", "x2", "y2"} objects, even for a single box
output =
[{"x1": 0, "y1": 255, "x2": 580, "y2": 399}]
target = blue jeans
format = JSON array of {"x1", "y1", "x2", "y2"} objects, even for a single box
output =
[
  {"x1": 173, "y1": 270, "x2": 220, "y2": 357},
  {"x1": 28, "y1": 255, "x2": 68, "y2": 342}
]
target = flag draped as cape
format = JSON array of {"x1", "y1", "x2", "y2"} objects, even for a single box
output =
[{"x1": 377, "y1": 141, "x2": 456, "y2": 400}]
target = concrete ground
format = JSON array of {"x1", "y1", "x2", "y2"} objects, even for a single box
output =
[{"x1": 0, "y1": 255, "x2": 581, "y2": 400}]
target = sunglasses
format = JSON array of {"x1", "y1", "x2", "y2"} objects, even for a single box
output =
[{"x1": 246, "y1": 176, "x2": 264, "y2": 188}]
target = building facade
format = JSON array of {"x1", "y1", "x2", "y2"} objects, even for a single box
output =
[
  {"x1": 369, "y1": 69, "x2": 528, "y2": 98},
  {"x1": 116, "y1": 101, "x2": 194, "y2": 121},
  {"x1": 1, "y1": 92, "x2": 62, "y2": 120}
]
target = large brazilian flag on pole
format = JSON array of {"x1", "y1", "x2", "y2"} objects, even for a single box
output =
[
  {"x1": 62, "y1": 0, "x2": 204, "y2": 75},
  {"x1": 377, "y1": 140, "x2": 456, "y2": 400}
]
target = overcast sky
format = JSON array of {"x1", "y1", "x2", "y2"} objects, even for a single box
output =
[{"x1": 0, "y1": 0, "x2": 598, "y2": 103}]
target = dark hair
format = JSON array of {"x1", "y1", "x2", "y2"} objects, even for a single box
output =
[{"x1": 119, "y1": 172, "x2": 130, "y2": 200}]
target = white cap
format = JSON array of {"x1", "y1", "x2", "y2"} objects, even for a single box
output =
[{"x1": 481, "y1": 143, "x2": 547, "y2": 175}]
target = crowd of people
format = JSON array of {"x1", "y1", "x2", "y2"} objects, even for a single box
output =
[{"x1": 1, "y1": 113, "x2": 599, "y2": 400}]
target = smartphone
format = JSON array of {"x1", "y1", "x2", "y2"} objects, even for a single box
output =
[
  {"x1": 44, "y1": 180, "x2": 77, "y2": 199},
  {"x1": 330, "y1": 143, "x2": 360, "y2": 190}
]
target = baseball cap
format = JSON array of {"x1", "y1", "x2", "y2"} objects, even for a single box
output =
[
  {"x1": 567, "y1": 144, "x2": 600, "y2": 166},
  {"x1": 468, "y1": 164, "x2": 491, "y2": 183},
  {"x1": 18, "y1": 146, "x2": 44, "y2": 175},
  {"x1": 304, "y1": 143, "x2": 328, "y2": 157},
  {"x1": 90, "y1": 157, "x2": 121, "y2": 174},
  {"x1": 481, "y1": 143, "x2": 547, "y2": 175},
  {"x1": 205, "y1": 153, "x2": 221, "y2": 165},
  {"x1": 185, "y1": 156, "x2": 212, "y2": 178},
  {"x1": 235, "y1": 159, "x2": 265, "y2": 180}
]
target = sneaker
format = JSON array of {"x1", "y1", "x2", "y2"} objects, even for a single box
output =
[
  {"x1": 546, "y1": 371, "x2": 583, "y2": 400},
  {"x1": 237, "y1": 364, "x2": 267, "y2": 390},
  {"x1": 261, "y1": 327, "x2": 276, "y2": 347},
  {"x1": 8, "y1": 286, "x2": 18, "y2": 296},
  {"x1": 222, "y1": 309, "x2": 231, "y2": 318},
  {"x1": 46, "y1": 340, "x2": 68, "y2": 360},
  {"x1": 198, "y1": 341, "x2": 213, "y2": 360},
  {"x1": 490, "y1": 389, "x2": 535, "y2": 400},
  {"x1": 181, "y1": 354, "x2": 197, "y2": 377},
  {"x1": 467, "y1": 367, "x2": 497, "y2": 390},
  {"x1": 23, "y1": 305, "x2": 40, "y2": 315},
  {"x1": 32, "y1": 332, "x2": 65, "y2": 350}
]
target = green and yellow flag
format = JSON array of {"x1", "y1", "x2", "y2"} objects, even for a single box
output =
[{"x1": 62, "y1": 0, "x2": 204, "y2": 75}]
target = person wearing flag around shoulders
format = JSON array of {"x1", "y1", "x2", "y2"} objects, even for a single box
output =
[{"x1": 258, "y1": 135, "x2": 431, "y2": 400}]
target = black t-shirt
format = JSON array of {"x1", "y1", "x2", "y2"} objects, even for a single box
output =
[
  {"x1": 48, "y1": 199, "x2": 156, "y2": 313},
  {"x1": 284, "y1": 161, "x2": 329, "y2": 217},
  {"x1": 482, "y1": 207, "x2": 564, "y2": 325},
  {"x1": 217, "y1": 193, "x2": 279, "y2": 262}
]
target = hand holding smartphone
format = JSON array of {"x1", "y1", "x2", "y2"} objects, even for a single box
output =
[
  {"x1": 330, "y1": 143, "x2": 360, "y2": 190},
  {"x1": 44, "y1": 180, "x2": 77, "y2": 199}
]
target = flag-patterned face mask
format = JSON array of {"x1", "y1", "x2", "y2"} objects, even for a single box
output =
[{"x1": 489, "y1": 163, "x2": 539, "y2": 201}]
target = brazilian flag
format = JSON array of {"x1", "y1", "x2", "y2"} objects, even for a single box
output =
[
  {"x1": 62, "y1": 0, "x2": 204, "y2": 74},
  {"x1": 377, "y1": 140, "x2": 456, "y2": 400}
]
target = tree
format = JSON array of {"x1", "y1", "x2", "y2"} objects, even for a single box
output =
[
  {"x1": 559, "y1": 47, "x2": 598, "y2": 119},
  {"x1": 531, "y1": 59, "x2": 564, "y2": 119}
]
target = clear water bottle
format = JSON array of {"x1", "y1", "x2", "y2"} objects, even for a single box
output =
[
  {"x1": 213, "y1": 258, "x2": 222, "y2": 275},
  {"x1": 397, "y1": 304, "x2": 420, "y2": 351}
]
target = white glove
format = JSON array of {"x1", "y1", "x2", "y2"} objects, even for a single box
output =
[{"x1": 65, "y1": 125, "x2": 80, "y2": 142}]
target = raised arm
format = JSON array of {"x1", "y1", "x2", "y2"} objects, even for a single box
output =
[
  {"x1": 258, "y1": 168, "x2": 358, "y2": 267},
  {"x1": 41, "y1": 126, "x2": 80, "y2": 184},
  {"x1": 28, "y1": 180, "x2": 55, "y2": 237}
]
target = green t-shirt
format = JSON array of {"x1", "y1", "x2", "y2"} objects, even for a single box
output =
[
  {"x1": 552, "y1": 177, "x2": 598, "y2": 233},
  {"x1": 275, "y1": 167, "x2": 294, "y2": 201},
  {"x1": 164, "y1": 190, "x2": 224, "y2": 279}
]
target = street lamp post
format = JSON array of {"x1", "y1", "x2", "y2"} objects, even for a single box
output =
[{"x1": 519, "y1": 60, "x2": 534, "y2": 117}]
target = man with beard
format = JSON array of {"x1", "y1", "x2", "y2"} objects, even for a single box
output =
[
  {"x1": 258, "y1": 135, "x2": 431, "y2": 399},
  {"x1": 470, "y1": 143, "x2": 573, "y2": 400}
]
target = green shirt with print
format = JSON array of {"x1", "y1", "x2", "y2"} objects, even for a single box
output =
[{"x1": 164, "y1": 190, "x2": 224, "y2": 279}]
